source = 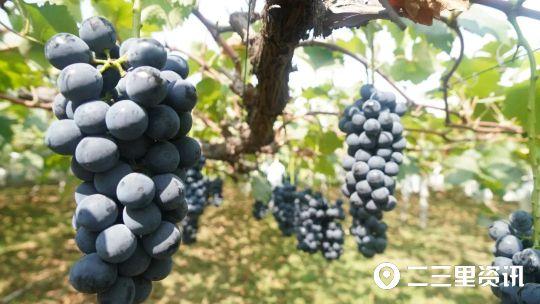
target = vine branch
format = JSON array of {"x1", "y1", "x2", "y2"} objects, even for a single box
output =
[
  {"x1": 441, "y1": 16, "x2": 465, "y2": 125},
  {"x1": 192, "y1": 8, "x2": 243, "y2": 74}
]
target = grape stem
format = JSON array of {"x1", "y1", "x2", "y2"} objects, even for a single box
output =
[
  {"x1": 132, "y1": 0, "x2": 142, "y2": 38},
  {"x1": 508, "y1": 0, "x2": 540, "y2": 248}
]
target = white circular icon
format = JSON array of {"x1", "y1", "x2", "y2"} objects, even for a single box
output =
[{"x1": 373, "y1": 262, "x2": 401, "y2": 290}]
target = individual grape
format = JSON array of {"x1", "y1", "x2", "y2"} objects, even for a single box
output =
[
  {"x1": 153, "y1": 173, "x2": 186, "y2": 211},
  {"x1": 367, "y1": 156, "x2": 386, "y2": 171},
  {"x1": 360, "y1": 84, "x2": 376, "y2": 101},
  {"x1": 142, "y1": 221, "x2": 181, "y2": 259},
  {"x1": 391, "y1": 121, "x2": 404, "y2": 137},
  {"x1": 378, "y1": 131, "x2": 394, "y2": 148},
  {"x1": 345, "y1": 172, "x2": 357, "y2": 194},
  {"x1": 143, "y1": 141, "x2": 180, "y2": 174},
  {"x1": 65, "y1": 101, "x2": 76, "y2": 119},
  {"x1": 495, "y1": 235, "x2": 524, "y2": 258},
  {"x1": 384, "y1": 161, "x2": 400, "y2": 176},
  {"x1": 132, "y1": 277, "x2": 153, "y2": 303},
  {"x1": 69, "y1": 253, "x2": 117, "y2": 294},
  {"x1": 384, "y1": 175, "x2": 395, "y2": 193},
  {"x1": 96, "y1": 224, "x2": 137, "y2": 263},
  {"x1": 117, "y1": 173, "x2": 155, "y2": 209},
  {"x1": 145, "y1": 105, "x2": 180, "y2": 141},
  {"x1": 106, "y1": 100, "x2": 148, "y2": 140},
  {"x1": 142, "y1": 257, "x2": 172, "y2": 281},
  {"x1": 391, "y1": 152, "x2": 403, "y2": 164},
  {"x1": 512, "y1": 248, "x2": 540, "y2": 274},
  {"x1": 342, "y1": 155, "x2": 356, "y2": 171},
  {"x1": 74, "y1": 181, "x2": 98, "y2": 204},
  {"x1": 75, "y1": 136, "x2": 119, "y2": 173},
  {"x1": 97, "y1": 276, "x2": 135, "y2": 304},
  {"x1": 75, "y1": 226, "x2": 98, "y2": 254},
  {"x1": 52, "y1": 94, "x2": 69, "y2": 119},
  {"x1": 75, "y1": 194, "x2": 118, "y2": 232},
  {"x1": 489, "y1": 220, "x2": 511, "y2": 241},
  {"x1": 45, "y1": 33, "x2": 91, "y2": 70},
  {"x1": 71, "y1": 158, "x2": 94, "y2": 182},
  {"x1": 117, "y1": 136, "x2": 151, "y2": 160},
  {"x1": 355, "y1": 149, "x2": 372, "y2": 162},
  {"x1": 338, "y1": 118, "x2": 354, "y2": 134},
  {"x1": 161, "y1": 70, "x2": 182, "y2": 84},
  {"x1": 510, "y1": 210, "x2": 534, "y2": 233},
  {"x1": 94, "y1": 161, "x2": 133, "y2": 198},
  {"x1": 127, "y1": 38, "x2": 167, "y2": 69},
  {"x1": 79, "y1": 16, "x2": 117, "y2": 53},
  {"x1": 383, "y1": 195, "x2": 397, "y2": 211},
  {"x1": 119, "y1": 37, "x2": 138, "y2": 56},
  {"x1": 395, "y1": 102, "x2": 407, "y2": 116},
  {"x1": 362, "y1": 99, "x2": 381, "y2": 118},
  {"x1": 162, "y1": 204, "x2": 188, "y2": 224},
  {"x1": 352, "y1": 161, "x2": 370, "y2": 180},
  {"x1": 358, "y1": 132, "x2": 376, "y2": 150},
  {"x1": 175, "y1": 112, "x2": 193, "y2": 139},
  {"x1": 118, "y1": 243, "x2": 152, "y2": 277},
  {"x1": 172, "y1": 136, "x2": 202, "y2": 169},
  {"x1": 99, "y1": 65, "x2": 121, "y2": 95},
  {"x1": 377, "y1": 112, "x2": 394, "y2": 131},
  {"x1": 371, "y1": 187, "x2": 390, "y2": 205},
  {"x1": 126, "y1": 66, "x2": 168, "y2": 107},
  {"x1": 73, "y1": 100, "x2": 110, "y2": 134},
  {"x1": 518, "y1": 283, "x2": 540, "y2": 304},
  {"x1": 364, "y1": 119, "x2": 381, "y2": 136},
  {"x1": 163, "y1": 54, "x2": 189, "y2": 79},
  {"x1": 366, "y1": 170, "x2": 385, "y2": 188},
  {"x1": 163, "y1": 80, "x2": 197, "y2": 113},
  {"x1": 392, "y1": 137, "x2": 407, "y2": 151},
  {"x1": 57, "y1": 63, "x2": 103, "y2": 102},
  {"x1": 123, "y1": 203, "x2": 162, "y2": 236},
  {"x1": 115, "y1": 77, "x2": 127, "y2": 99},
  {"x1": 45, "y1": 119, "x2": 84, "y2": 155},
  {"x1": 351, "y1": 113, "x2": 367, "y2": 133}
]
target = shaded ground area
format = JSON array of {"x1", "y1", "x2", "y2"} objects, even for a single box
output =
[{"x1": 0, "y1": 182, "x2": 503, "y2": 303}]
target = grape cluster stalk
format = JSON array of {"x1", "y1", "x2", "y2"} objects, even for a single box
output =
[
  {"x1": 44, "y1": 16, "x2": 201, "y2": 303},
  {"x1": 488, "y1": 210, "x2": 540, "y2": 303},
  {"x1": 339, "y1": 84, "x2": 406, "y2": 258},
  {"x1": 180, "y1": 157, "x2": 223, "y2": 244}
]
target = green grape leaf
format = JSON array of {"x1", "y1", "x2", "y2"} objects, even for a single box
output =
[
  {"x1": 11, "y1": 2, "x2": 78, "y2": 43},
  {"x1": 302, "y1": 46, "x2": 343, "y2": 69},
  {"x1": 502, "y1": 81, "x2": 540, "y2": 133},
  {"x1": 251, "y1": 175, "x2": 272, "y2": 203}
]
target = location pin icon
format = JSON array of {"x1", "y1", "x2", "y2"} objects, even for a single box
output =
[{"x1": 373, "y1": 262, "x2": 401, "y2": 290}]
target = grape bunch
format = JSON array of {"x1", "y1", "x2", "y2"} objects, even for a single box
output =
[
  {"x1": 252, "y1": 200, "x2": 269, "y2": 220},
  {"x1": 488, "y1": 210, "x2": 540, "y2": 303},
  {"x1": 206, "y1": 177, "x2": 224, "y2": 206},
  {"x1": 272, "y1": 181, "x2": 299, "y2": 236},
  {"x1": 338, "y1": 84, "x2": 406, "y2": 258},
  {"x1": 44, "y1": 16, "x2": 201, "y2": 303},
  {"x1": 180, "y1": 157, "x2": 223, "y2": 244},
  {"x1": 296, "y1": 192, "x2": 345, "y2": 260}
]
